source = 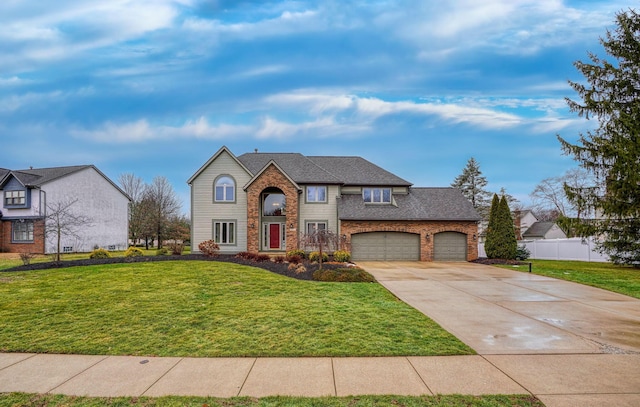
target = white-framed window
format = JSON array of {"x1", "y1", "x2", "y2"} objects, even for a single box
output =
[
  {"x1": 363, "y1": 188, "x2": 391, "y2": 203},
  {"x1": 306, "y1": 221, "x2": 327, "y2": 235},
  {"x1": 5, "y1": 190, "x2": 26, "y2": 206},
  {"x1": 214, "y1": 176, "x2": 235, "y2": 202},
  {"x1": 306, "y1": 186, "x2": 327, "y2": 203},
  {"x1": 12, "y1": 220, "x2": 34, "y2": 242},
  {"x1": 213, "y1": 220, "x2": 236, "y2": 245}
]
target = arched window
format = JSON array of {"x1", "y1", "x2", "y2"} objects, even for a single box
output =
[{"x1": 214, "y1": 176, "x2": 235, "y2": 202}]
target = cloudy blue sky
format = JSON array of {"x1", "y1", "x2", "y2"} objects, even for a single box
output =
[{"x1": 0, "y1": 1, "x2": 627, "y2": 212}]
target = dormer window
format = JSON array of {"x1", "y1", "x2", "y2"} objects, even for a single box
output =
[
  {"x1": 5, "y1": 190, "x2": 26, "y2": 206},
  {"x1": 363, "y1": 188, "x2": 391, "y2": 204}
]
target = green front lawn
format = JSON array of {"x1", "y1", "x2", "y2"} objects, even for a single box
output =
[
  {"x1": 505, "y1": 260, "x2": 640, "y2": 299},
  {"x1": 0, "y1": 394, "x2": 544, "y2": 407},
  {"x1": 0, "y1": 261, "x2": 473, "y2": 357}
]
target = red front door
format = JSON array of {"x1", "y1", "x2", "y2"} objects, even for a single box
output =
[{"x1": 269, "y1": 224, "x2": 280, "y2": 249}]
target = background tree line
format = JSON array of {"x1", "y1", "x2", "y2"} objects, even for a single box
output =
[{"x1": 119, "y1": 174, "x2": 189, "y2": 249}]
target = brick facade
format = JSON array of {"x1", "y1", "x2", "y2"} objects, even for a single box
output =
[
  {"x1": 340, "y1": 220, "x2": 478, "y2": 261},
  {"x1": 245, "y1": 164, "x2": 300, "y2": 253},
  {"x1": 0, "y1": 219, "x2": 45, "y2": 254}
]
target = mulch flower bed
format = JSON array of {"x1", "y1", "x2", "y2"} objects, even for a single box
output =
[{"x1": 1, "y1": 254, "x2": 346, "y2": 281}]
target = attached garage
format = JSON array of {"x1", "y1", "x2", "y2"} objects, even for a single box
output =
[
  {"x1": 351, "y1": 232, "x2": 420, "y2": 261},
  {"x1": 433, "y1": 231, "x2": 467, "y2": 261}
]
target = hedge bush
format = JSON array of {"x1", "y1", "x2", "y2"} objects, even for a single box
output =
[
  {"x1": 309, "y1": 251, "x2": 329, "y2": 263},
  {"x1": 332, "y1": 250, "x2": 351, "y2": 262},
  {"x1": 89, "y1": 248, "x2": 111, "y2": 259},
  {"x1": 286, "y1": 249, "x2": 306, "y2": 259},
  {"x1": 124, "y1": 247, "x2": 144, "y2": 257},
  {"x1": 312, "y1": 267, "x2": 375, "y2": 282}
]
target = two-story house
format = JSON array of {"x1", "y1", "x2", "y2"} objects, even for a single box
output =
[
  {"x1": 0, "y1": 165, "x2": 130, "y2": 254},
  {"x1": 188, "y1": 147, "x2": 480, "y2": 261}
]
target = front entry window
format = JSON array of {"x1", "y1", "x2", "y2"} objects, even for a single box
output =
[{"x1": 263, "y1": 193, "x2": 286, "y2": 216}]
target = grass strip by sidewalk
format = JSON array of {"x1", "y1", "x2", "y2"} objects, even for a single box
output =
[
  {"x1": 0, "y1": 393, "x2": 544, "y2": 407},
  {"x1": 503, "y1": 259, "x2": 640, "y2": 299},
  {"x1": 0, "y1": 261, "x2": 473, "y2": 357}
]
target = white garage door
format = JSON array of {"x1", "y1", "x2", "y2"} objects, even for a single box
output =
[
  {"x1": 351, "y1": 232, "x2": 420, "y2": 261},
  {"x1": 433, "y1": 231, "x2": 467, "y2": 261}
]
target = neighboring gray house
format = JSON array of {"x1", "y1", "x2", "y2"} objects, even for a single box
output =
[
  {"x1": 0, "y1": 165, "x2": 130, "y2": 254},
  {"x1": 515, "y1": 210, "x2": 567, "y2": 240},
  {"x1": 188, "y1": 146, "x2": 481, "y2": 261},
  {"x1": 522, "y1": 221, "x2": 568, "y2": 240}
]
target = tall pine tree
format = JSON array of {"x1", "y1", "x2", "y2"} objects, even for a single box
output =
[
  {"x1": 451, "y1": 157, "x2": 492, "y2": 219},
  {"x1": 558, "y1": 9, "x2": 640, "y2": 266}
]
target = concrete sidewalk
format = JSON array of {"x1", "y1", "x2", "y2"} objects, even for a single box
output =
[{"x1": 1, "y1": 353, "x2": 640, "y2": 406}]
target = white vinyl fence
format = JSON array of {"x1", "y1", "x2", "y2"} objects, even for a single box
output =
[{"x1": 478, "y1": 237, "x2": 609, "y2": 262}]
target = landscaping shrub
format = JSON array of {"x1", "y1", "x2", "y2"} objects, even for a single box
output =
[
  {"x1": 254, "y1": 254, "x2": 271, "y2": 262},
  {"x1": 313, "y1": 267, "x2": 375, "y2": 282},
  {"x1": 286, "y1": 249, "x2": 306, "y2": 259},
  {"x1": 286, "y1": 254, "x2": 302, "y2": 264},
  {"x1": 332, "y1": 250, "x2": 351, "y2": 262},
  {"x1": 124, "y1": 247, "x2": 144, "y2": 257},
  {"x1": 19, "y1": 252, "x2": 35, "y2": 265},
  {"x1": 294, "y1": 264, "x2": 307, "y2": 274},
  {"x1": 89, "y1": 248, "x2": 111, "y2": 259},
  {"x1": 156, "y1": 247, "x2": 169, "y2": 256},
  {"x1": 167, "y1": 242, "x2": 184, "y2": 255},
  {"x1": 309, "y1": 251, "x2": 329, "y2": 263},
  {"x1": 273, "y1": 255, "x2": 286, "y2": 264},
  {"x1": 515, "y1": 245, "x2": 531, "y2": 261},
  {"x1": 198, "y1": 240, "x2": 220, "y2": 257},
  {"x1": 236, "y1": 252, "x2": 257, "y2": 260}
]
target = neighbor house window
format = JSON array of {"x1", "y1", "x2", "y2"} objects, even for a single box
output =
[
  {"x1": 306, "y1": 221, "x2": 327, "y2": 235},
  {"x1": 214, "y1": 176, "x2": 235, "y2": 202},
  {"x1": 213, "y1": 220, "x2": 235, "y2": 245},
  {"x1": 5, "y1": 190, "x2": 26, "y2": 206},
  {"x1": 63, "y1": 246, "x2": 73, "y2": 253},
  {"x1": 363, "y1": 188, "x2": 391, "y2": 203},
  {"x1": 306, "y1": 186, "x2": 327, "y2": 203},
  {"x1": 12, "y1": 220, "x2": 34, "y2": 242}
]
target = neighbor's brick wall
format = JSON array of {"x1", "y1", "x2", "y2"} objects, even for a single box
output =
[
  {"x1": 245, "y1": 164, "x2": 300, "y2": 252},
  {"x1": 0, "y1": 219, "x2": 45, "y2": 254},
  {"x1": 340, "y1": 220, "x2": 478, "y2": 261}
]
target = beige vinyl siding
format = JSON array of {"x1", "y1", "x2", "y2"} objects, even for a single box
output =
[
  {"x1": 191, "y1": 150, "x2": 251, "y2": 253},
  {"x1": 340, "y1": 186, "x2": 361, "y2": 194},
  {"x1": 392, "y1": 186, "x2": 409, "y2": 194},
  {"x1": 299, "y1": 185, "x2": 340, "y2": 234}
]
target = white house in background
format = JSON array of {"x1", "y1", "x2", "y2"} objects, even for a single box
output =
[
  {"x1": 0, "y1": 165, "x2": 130, "y2": 254},
  {"x1": 514, "y1": 210, "x2": 567, "y2": 240}
]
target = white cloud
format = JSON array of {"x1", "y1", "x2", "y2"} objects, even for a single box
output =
[{"x1": 72, "y1": 117, "x2": 253, "y2": 143}]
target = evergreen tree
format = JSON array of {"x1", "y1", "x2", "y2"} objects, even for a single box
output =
[
  {"x1": 557, "y1": 9, "x2": 640, "y2": 266},
  {"x1": 485, "y1": 194, "x2": 517, "y2": 259},
  {"x1": 451, "y1": 157, "x2": 492, "y2": 219}
]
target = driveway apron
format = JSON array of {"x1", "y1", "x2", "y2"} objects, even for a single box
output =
[{"x1": 359, "y1": 261, "x2": 640, "y2": 355}]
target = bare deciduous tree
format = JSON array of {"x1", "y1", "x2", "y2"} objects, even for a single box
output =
[
  {"x1": 45, "y1": 198, "x2": 93, "y2": 262},
  {"x1": 144, "y1": 176, "x2": 182, "y2": 248}
]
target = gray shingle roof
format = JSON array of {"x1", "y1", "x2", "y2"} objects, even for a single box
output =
[
  {"x1": 237, "y1": 153, "x2": 411, "y2": 186},
  {"x1": 237, "y1": 153, "x2": 341, "y2": 184},
  {"x1": 307, "y1": 156, "x2": 411, "y2": 186},
  {"x1": 7, "y1": 165, "x2": 91, "y2": 187},
  {"x1": 522, "y1": 221, "x2": 557, "y2": 237},
  {"x1": 338, "y1": 187, "x2": 481, "y2": 221}
]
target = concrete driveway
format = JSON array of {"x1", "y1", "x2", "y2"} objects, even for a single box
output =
[{"x1": 359, "y1": 261, "x2": 640, "y2": 355}]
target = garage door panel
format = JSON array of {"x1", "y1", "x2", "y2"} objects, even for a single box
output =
[
  {"x1": 433, "y1": 232, "x2": 467, "y2": 261},
  {"x1": 352, "y1": 232, "x2": 420, "y2": 261}
]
